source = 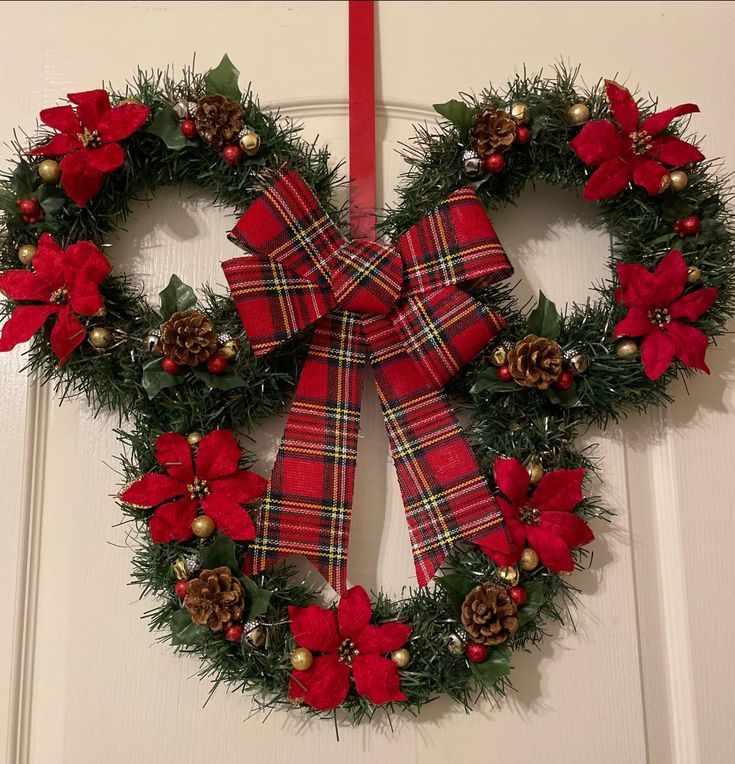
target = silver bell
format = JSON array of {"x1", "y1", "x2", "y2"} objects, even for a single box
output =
[{"x1": 461, "y1": 149, "x2": 483, "y2": 178}]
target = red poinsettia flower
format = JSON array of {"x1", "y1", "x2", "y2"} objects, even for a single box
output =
[
  {"x1": 288, "y1": 586, "x2": 411, "y2": 711},
  {"x1": 478, "y1": 458, "x2": 593, "y2": 572},
  {"x1": 570, "y1": 80, "x2": 704, "y2": 200},
  {"x1": 119, "y1": 430, "x2": 267, "y2": 543},
  {"x1": 0, "y1": 233, "x2": 110, "y2": 365},
  {"x1": 612, "y1": 248, "x2": 718, "y2": 381},
  {"x1": 31, "y1": 89, "x2": 149, "y2": 207}
]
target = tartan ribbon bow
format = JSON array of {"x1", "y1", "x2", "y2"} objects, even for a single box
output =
[{"x1": 222, "y1": 169, "x2": 513, "y2": 593}]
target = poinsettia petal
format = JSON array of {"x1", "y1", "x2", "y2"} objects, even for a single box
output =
[
  {"x1": 569, "y1": 120, "x2": 625, "y2": 166},
  {"x1": 196, "y1": 429, "x2": 241, "y2": 479},
  {"x1": 613, "y1": 307, "x2": 652, "y2": 338},
  {"x1": 641, "y1": 103, "x2": 700, "y2": 136},
  {"x1": 68, "y1": 89, "x2": 111, "y2": 130},
  {"x1": 149, "y1": 497, "x2": 197, "y2": 543},
  {"x1": 540, "y1": 511, "x2": 594, "y2": 548},
  {"x1": 477, "y1": 516, "x2": 524, "y2": 566},
  {"x1": 155, "y1": 433, "x2": 193, "y2": 481},
  {"x1": 615, "y1": 263, "x2": 657, "y2": 309},
  {"x1": 119, "y1": 473, "x2": 185, "y2": 507},
  {"x1": 652, "y1": 249, "x2": 688, "y2": 307},
  {"x1": 605, "y1": 81, "x2": 640, "y2": 133},
  {"x1": 84, "y1": 142, "x2": 125, "y2": 173},
  {"x1": 38, "y1": 105, "x2": 81, "y2": 135},
  {"x1": 200, "y1": 495, "x2": 256, "y2": 541},
  {"x1": 338, "y1": 585, "x2": 373, "y2": 640},
  {"x1": 288, "y1": 604, "x2": 341, "y2": 652},
  {"x1": 352, "y1": 655, "x2": 407, "y2": 705},
  {"x1": 32, "y1": 233, "x2": 66, "y2": 291},
  {"x1": 632, "y1": 157, "x2": 669, "y2": 196},
  {"x1": 0, "y1": 305, "x2": 56, "y2": 352},
  {"x1": 354, "y1": 622, "x2": 411, "y2": 655},
  {"x1": 525, "y1": 525, "x2": 576, "y2": 572},
  {"x1": 583, "y1": 157, "x2": 632, "y2": 200},
  {"x1": 209, "y1": 471, "x2": 267, "y2": 503},
  {"x1": 531, "y1": 468, "x2": 585, "y2": 512},
  {"x1": 59, "y1": 151, "x2": 104, "y2": 207},
  {"x1": 651, "y1": 135, "x2": 704, "y2": 167},
  {"x1": 493, "y1": 458, "x2": 529, "y2": 507},
  {"x1": 97, "y1": 103, "x2": 150, "y2": 142},
  {"x1": 640, "y1": 327, "x2": 676, "y2": 380},
  {"x1": 289, "y1": 653, "x2": 351, "y2": 711},
  {"x1": 666, "y1": 321, "x2": 711, "y2": 373},
  {"x1": 473, "y1": 524, "x2": 511, "y2": 558},
  {"x1": 0, "y1": 270, "x2": 50, "y2": 302},
  {"x1": 669, "y1": 287, "x2": 718, "y2": 322},
  {"x1": 31, "y1": 133, "x2": 81, "y2": 156},
  {"x1": 49, "y1": 306, "x2": 86, "y2": 365},
  {"x1": 66, "y1": 240, "x2": 111, "y2": 285}
]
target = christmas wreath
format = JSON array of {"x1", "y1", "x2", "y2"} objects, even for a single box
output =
[{"x1": 1, "y1": 56, "x2": 732, "y2": 724}]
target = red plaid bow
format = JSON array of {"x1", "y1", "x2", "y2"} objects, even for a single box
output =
[{"x1": 222, "y1": 169, "x2": 513, "y2": 593}]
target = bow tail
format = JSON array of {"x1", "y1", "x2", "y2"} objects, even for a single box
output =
[
  {"x1": 363, "y1": 314, "x2": 510, "y2": 586},
  {"x1": 245, "y1": 310, "x2": 365, "y2": 594}
]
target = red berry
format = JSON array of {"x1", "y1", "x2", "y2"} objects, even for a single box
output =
[
  {"x1": 222, "y1": 144, "x2": 243, "y2": 166},
  {"x1": 181, "y1": 118, "x2": 197, "y2": 140},
  {"x1": 508, "y1": 585, "x2": 528, "y2": 606},
  {"x1": 515, "y1": 125, "x2": 532, "y2": 145},
  {"x1": 206, "y1": 354, "x2": 228, "y2": 375},
  {"x1": 554, "y1": 370, "x2": 574, "y2": 391},
  {"x1": 225, "y1": 624, "x2": 244, "y2": 642},
  {"x1": 466, "y1": 642, "x2": 489, "y2": 663},
  {"x1": 674, "y1": 215, "x2": 701, "y2": 237},
  {"x1": 497, "y1": 364, "x2": 513, "y2": 382},
  {"x1": 18, "y1": 198, "x2": 39, "y2": 216},
  {"x1": 484, "y1": 153, "x2": 505, "y2": 173},
  {"x1": 161, "y1": 357, "x2": 181, "y2": 375},
  {"x1": 174, "y1": 580, "x2": 189, "y2": 598}
]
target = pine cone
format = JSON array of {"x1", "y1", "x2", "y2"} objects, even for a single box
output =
[
  {"x1": 469, "y1": 107, "x2": 517, "y2": 158},
  {"x1": 183, "y1": 566, "x2": 246, "y2": 632},
  {"x1": 461, "y1": 583, "x2": 519, "y2": 646},
  {"x1": 194, "y1": 95, "x2": 244, "y2": 148},
  {"x1": 507, "y1": 334, "x2": 563, "y2": 389},
  {"x1": 160, "y1": 309, "x2": 217, "y2": 366}
]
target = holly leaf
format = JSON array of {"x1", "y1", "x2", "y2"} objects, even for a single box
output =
[
  {"x1": 204, "y1": 54, "x2": 241, "y2": 101},
  {"x1": 12, "y1": 160, "x2": 35, "y2": 196},
  {"x1": 437, "y1": 573, "x2": 476, "y2": 612},
  {"x1": 433, "y1": 99, "x2": 479, "y2": 142},
  {"x1": 191, "y1": 367, "x2": 247, "y2": 390},
  {"x1": 660, "y1": 195, "x2": 691, "y2": 222},
  {"x1": 199, "y1": 533, "x2": 239, "y2": 573},
  {"x1": 141, "y1": 357, "x2": 185, "y2": 399},
  {"x1": 470, "y1": 373, "x2": 519, "y2": 395},
  {"x1": 240, "y1": 575, "x2": 272, "y2": 621},
  {"x1": 699, "y1": 218, "x2": 728, "y2": 244},
  {"x1": 544, "y1": 384, "x2": 583, "y2": 408},
  {"x1": 517, "y1": 581, "x2": 545, "y2": 626},
  {"x1": 0, "y1": 189, "x2": 19, "y2": 215},
  {"x1": 469, "y1": 645, "x2": 511, "y2": 687},
  {"x1": 526, "y1": 291, "x2": 561, "y2": 340},
  {"x1": 159, "y1": 274, "x2": 196, "y2": 319},
  {"x1": 146, "y1": 106, "x2": 188, "y2": 151},
  {"x1": 36, "y1": 186, "x2": 66, "y2": 217},
  {"x1": 171, "y1": 609, "x2": 206, "y2": 646}
]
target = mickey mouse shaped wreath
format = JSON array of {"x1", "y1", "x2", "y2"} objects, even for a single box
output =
[{"x1": 0, "y1": 56, "x2": 732, "y2": 725}]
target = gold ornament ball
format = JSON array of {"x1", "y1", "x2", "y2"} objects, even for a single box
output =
[
  {"x1": 669, "y1": 170, "x2": 689, "y2": 192},
  {"x1": 497, "y1": 565, "x2": 519, "y2": 585},
  {"x1": 615, "y1": 339, "x2": 639, "y2": 358},
  {"x1": 520, "y1": 547, "x2": 540, "y2": 571},
  {"x1": 119, "y1": 97, "x2": 142, "y2": 106},
  {"x1": 191, "y1": 514, "x2": 216, "y2": 538},
  {"x1": 219, "y1": 338, "x2": 240, "y2": 360},
  {"x1": 567, "y1": 103, "x2": 591, "y2": 126},
  {"x1": 290, "y1": 647, "x2": 314, "y2": 671},
  {"x1": 17, "y1": 244, "x2": 37, "y2": 266},
  {"x1": 657, "y1": 173, "x2": 672, "y2": 195},
  {"x1": 489, "y1": 344, "x2": 508, "y2": 367},
  {"x1": 244, "y1": 624, "x2": 266, "y2": 648},
  {"x1": 527, "y1": 461, "x2": 544, "y2": 486},
  {"x1": 447, "y1": 633, "x2": 466, "y2": 655},
  {"x1": 510, "y1": 102, "x2": 530, "y2": 123},
  {"x1": 687, "y1": 265, "x2": 702, "y2": 285},
  {"x1": 187, "y1": 431, "x2": 203, "y2": 446},
  {"x1": 88, "y1": 326, "x2": 113, "y2": 349},
  {"x1": 38, "y1": 159, "x2": 61, "y2": 184},
  {"x1": 391, "y1": 648, "x2": 411, "y2": 668},
  {"x1": 240, "y1": 132, "x2": 261, "y2": 156}
]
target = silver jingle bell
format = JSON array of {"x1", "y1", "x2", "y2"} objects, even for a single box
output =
[
  {"x1": 461, "y1": 149, "x2": 482, "y2": 178},
  {"x1": 173, "y1": 100, "x2": 189, "y2": 119},
  {"x1": 242, "y1": 621, "x2": 266, "y2": 648},
  {"x1": 447, "y1": 633, "x2": 467, "y2": 655}
]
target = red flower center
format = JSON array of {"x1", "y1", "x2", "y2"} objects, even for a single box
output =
[
  {"x1": 187, "y1": 477, "x2": 210, "y2": 500},
  {"x1": 519, "y1": 504, "x2": 541, "y2": 526},
  {"x1": 337, "y1": 639, "x2": 360, "y2": 665},
  {"x1": 76, "y1": 127, "x2": 102, "y2": 148},
  {"x1": 628, "y1": 130, "x2": 653, "y2": 156},
  {"x1": 49, "y1": 287, "x2": 69, "y2": 305},
  {"x1": 648, "y1": 307, "x2": 672, "y2": 327}
]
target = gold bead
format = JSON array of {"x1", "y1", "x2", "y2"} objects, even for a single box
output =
[
  {"x1": 687, "y1": 265, "x2": 702, "y2": 285},
  {"x1": 290, "y1": 647, "x2": 314, "y2": 671},
  {"x1": 191, "y1": 514, "x2": 215, "y2": 538},
  {"x1": 17, "y1": 244, "x2": 37, "y2": 266},
  {"x1": 497, "y1": 565, "x2": 519, "y2": 585},
  {"x1": 219, "y1": 338, "x2": 240, "y2": 360},
  {"x1": 527, "y1": 461, "x2": 544, "y2": 486},
  {"x1": 657, "y1": 173, "x2": 671, "y2": 195},
  {"x1": 240, "y1": 132, "x2": 261, "y2": 156},
  {"x1": 567, "y1": 103, "x2": 591, "y2": 126},
  {"x1": 391, "y1": 648, "x2": 411, "y2": 668},
  {"x1": 615, "y1": 339, "x2": 639, "y2": 358},
  {"x1": 489, "y1": 344, "x2": 508, "y2": 366},
  {"x1": 37, "y1": 159, "x2": 61, "y2": 184},
  {"x1": 510, "y1": 102, "x2": 530, "y2": 123},
  {"x1": 120, "y1": 97, "x2": 142, "y2": 106},
  {"x1": 88, "y1": 326, "x2": 112, "y2": 349},
  {"x1": 520, "y1": 547, "x2": 540, "y2": 571},
  {"x1": 187, "y1": 431, "x2": 203, "y2": 446},
  {"x1": 669, "y1": 170, "x2": 689, "y2": 192},
  {"x1": 172, "y1": 557, "x2": 190, "y2": 580}
]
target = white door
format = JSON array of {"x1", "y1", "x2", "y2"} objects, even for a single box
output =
[{"x1": 2, "y1": 2, "x2": 734, "y2": 762}]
